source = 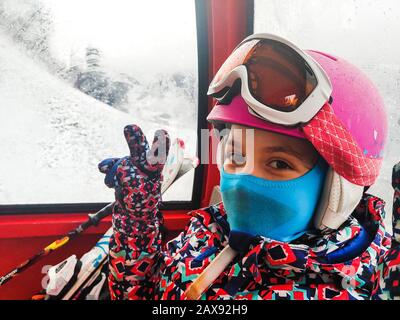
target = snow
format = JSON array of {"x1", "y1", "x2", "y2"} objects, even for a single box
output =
[{"x1": 0, "y1": 28, "x2": 196, "y2": 204}]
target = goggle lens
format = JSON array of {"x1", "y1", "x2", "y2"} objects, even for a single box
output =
[{"x1": 210, "y1": 39, "x2": 318, "y2": 112}]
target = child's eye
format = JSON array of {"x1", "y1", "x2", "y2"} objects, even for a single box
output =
[{"x1": 268, "y1": 160, "x2": 292, "y2": 170}]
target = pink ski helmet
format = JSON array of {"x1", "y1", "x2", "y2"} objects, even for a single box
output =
[
  {"x1": 207, "y1": 34, "x2": 388, "y2": 230},
  {"x1": 207, "y1": 49, "x2": 387, "y2": 187}
]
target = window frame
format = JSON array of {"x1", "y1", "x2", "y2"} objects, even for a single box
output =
[{"x1": 0, "y1": 0, "x2": 209, "y2": 215}]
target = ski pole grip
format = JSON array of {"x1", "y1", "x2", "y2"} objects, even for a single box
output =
[{"x1": 88, "y1": 203, "x2": 114, "y2": 226}]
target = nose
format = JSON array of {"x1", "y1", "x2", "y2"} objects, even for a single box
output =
[{"x1": 219, "y1": 127, "x2": 255, "y2": 174}]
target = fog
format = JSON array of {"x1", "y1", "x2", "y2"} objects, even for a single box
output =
[
  {"x1": 255, "y1": 0, "x2": 400, "y2": 66},
  {"x1": 46, "y1": 0, "x2": 197, "y2": 81}
]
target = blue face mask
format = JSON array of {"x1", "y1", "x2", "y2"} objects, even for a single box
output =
[{"x1": 220, "y1": 159, "x2": 328, "y2": 243}]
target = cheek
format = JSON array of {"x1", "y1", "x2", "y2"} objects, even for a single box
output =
[{"x1": 241, "y1": 156, "x2": 272, "y2": 179}]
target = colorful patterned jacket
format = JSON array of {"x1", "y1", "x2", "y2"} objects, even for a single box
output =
[{"x1": 107, "y1": 162, "x2": 400, "y2": 300}]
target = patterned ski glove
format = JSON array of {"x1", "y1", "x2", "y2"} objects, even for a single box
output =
[{"x1": 98, "y1": 124, "x2": 170, "y2": 234}]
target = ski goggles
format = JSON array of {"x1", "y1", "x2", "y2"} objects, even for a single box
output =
[{"x1": 207, "y1": 33, "x2": 333, "y2": 126}]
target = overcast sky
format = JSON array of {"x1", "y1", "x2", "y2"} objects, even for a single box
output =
[
  {"x1": 44, "y1": 0, "x2": 198, "y2": 79},
  {"x1": 5, "y1": 0, "x2": 400, "y2": 79},
  {"x1": 255, "y1": 0, "x2": 400, "y2": 66}
]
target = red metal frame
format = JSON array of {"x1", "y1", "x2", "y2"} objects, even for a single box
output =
[
  {"x1": 201, "y1": 0, "x2": 250, "y2": 208},
  {"x1": 0, "y1": 211, "x2": 190, "y2": 299},
  {"x1": 0, "y1": 0, "x2": 252, "y2": 300},
  {"x1": 0, "y1": 211, "x2": 189, "y2": 240}
]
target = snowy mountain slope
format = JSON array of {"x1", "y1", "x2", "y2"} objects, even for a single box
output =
[{"x1": 0, "y1": 29, "x2": 195, "y2": 204}]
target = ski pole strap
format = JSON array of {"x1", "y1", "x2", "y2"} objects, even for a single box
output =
[{"x1": 184, "y1": 245, "x2": 237, "y2": 300}]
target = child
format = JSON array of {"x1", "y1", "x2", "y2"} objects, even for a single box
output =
[{"x1": 99, "y1": 33, "x2": 400, "y2": 300}]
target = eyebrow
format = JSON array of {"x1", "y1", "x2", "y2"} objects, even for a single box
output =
[{"x1": 263, "y1": 146, "x2": 314, "y2": 167}]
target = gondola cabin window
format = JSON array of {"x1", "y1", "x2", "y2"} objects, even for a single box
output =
[
  {"x1": 254, "y1": 0, "x2": 400, "y2": 231},
  {"x1": 0, "y1": 0, "x2": 198, "y2": 205}
]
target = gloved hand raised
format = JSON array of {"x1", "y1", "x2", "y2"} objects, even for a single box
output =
[{"x1": 98, "y1": 124, "x2": 170, "y2": 234}]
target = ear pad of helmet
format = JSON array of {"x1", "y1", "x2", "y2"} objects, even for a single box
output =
[{"x1": 314, "y1": 168, "x2": 364, "y2": 231}]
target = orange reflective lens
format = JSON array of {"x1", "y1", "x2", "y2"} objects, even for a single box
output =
[
  {"x1": 211, "y1": 40, "x2": 259, "y2": 87},
  {"x1": 211, "y1": 39, "x2": 318, "y2": 112}
]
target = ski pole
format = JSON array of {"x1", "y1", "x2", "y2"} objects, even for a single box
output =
[{"x1": 0, "y1": 203, "x2": 114, "y2": 287}]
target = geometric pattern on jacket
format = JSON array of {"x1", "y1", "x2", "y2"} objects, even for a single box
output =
[{"x1": 109, "y1": 190, "x2": 400, "y2": 300}]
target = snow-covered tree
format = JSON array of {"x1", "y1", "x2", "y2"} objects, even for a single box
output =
[
  {"x1": 75, "y1": 47, "x2": 131, "y2": 108},
  {"x1": 0, "y1": 0, "x2": 54, "y2": 63}
]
